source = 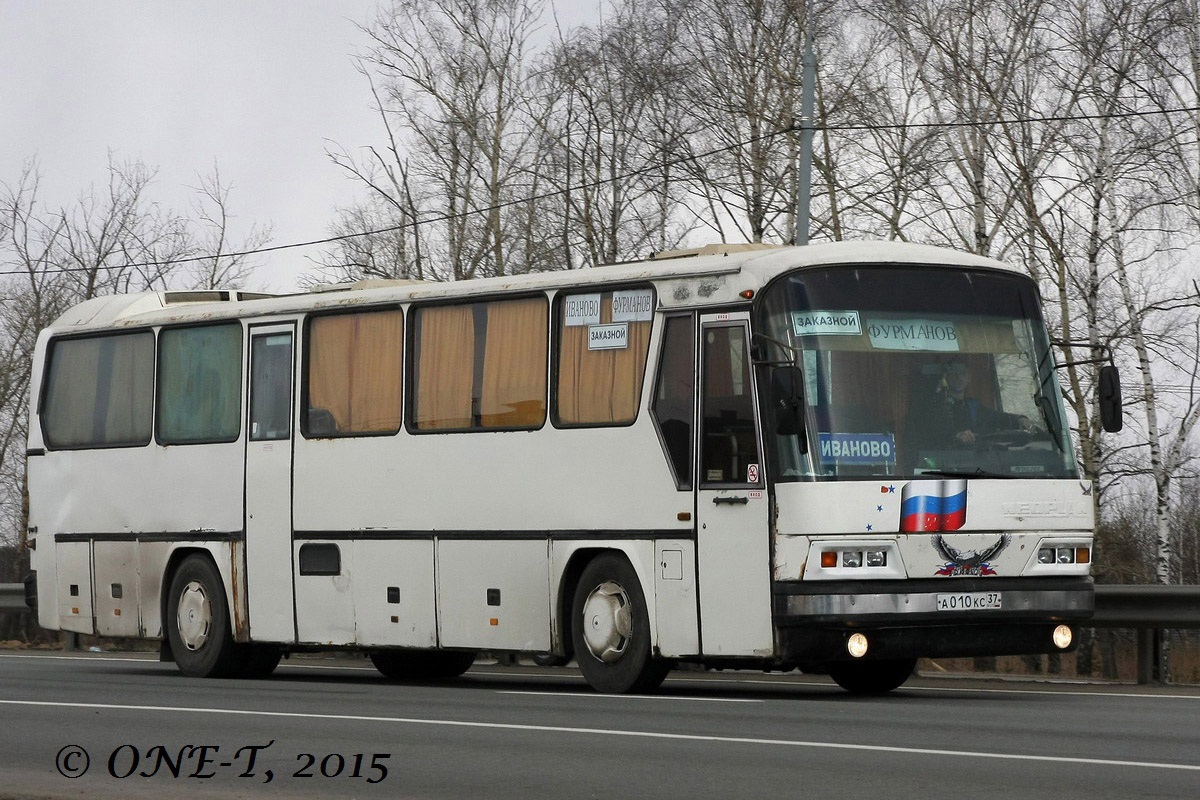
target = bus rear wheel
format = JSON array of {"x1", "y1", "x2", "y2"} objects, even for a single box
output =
[
  {"x1": 370, "y1": 650, "x2": 477, "y2": 680},
  {"x1": 828, "y1": 658, "x2": 917, "y2": 694},
  {"x1": 239, "y1": 645, "x2": 282, "y2": 678},
  {"x1": 166, "y1": 555, "x2": 244, "y2": 678},
  {"x1": 571, "y1": 553, "x2": 669, "y2": 694}
]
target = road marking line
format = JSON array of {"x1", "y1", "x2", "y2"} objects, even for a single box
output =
[
  {"x1": 497, "y1": 690, "x2": 762, "y2": 703},
  {"x1": 5, "y1": 655, "x2": 1199, "y2": 700},
  {"x1": 0, "y1": 654, "x2": 158, "y2": 664},
  {"x1": 660, "y1": 675, "x2": 1200, "y2": 701},
  {"x1": 1, "y1": 698, "x2": 1197, "y2": 772}
]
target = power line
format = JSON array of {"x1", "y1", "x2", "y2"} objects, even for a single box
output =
[{"x1": 3, "y1": 104, "x2": 1199, "y2": 278}]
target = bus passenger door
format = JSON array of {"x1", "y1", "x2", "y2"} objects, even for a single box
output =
[
  {"x1": 695, "y1": 314, "x2": 774, "y2": 656},
  {"x1": 244, "y1": 324, "x2": 296, "y2": 642}
]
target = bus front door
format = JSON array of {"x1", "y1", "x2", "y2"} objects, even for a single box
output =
[
  {"x1": 695, "y1": 314, "x2": 774, "y2": 657},
  {"x1": 243, "y1": 324, "x2": 296, "y2": 642}
]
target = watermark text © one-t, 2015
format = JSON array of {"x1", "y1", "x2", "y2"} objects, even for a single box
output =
[{"x1": 55, "y1": 742, "x2": 390, "y2": 783}]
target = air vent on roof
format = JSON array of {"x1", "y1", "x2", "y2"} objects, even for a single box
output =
[
  {"x1": 308, "y1": 278, "x2": 429, "y2": 293},
  {"x1": 163, "y1": 291, "x2": 230, "y2": 304},
  {"x1": 162, "y1": 290, "x2": 276, "y2": 305},
  {"x1": 650, "y1": 243, "x2": 787, "y2": 260}
]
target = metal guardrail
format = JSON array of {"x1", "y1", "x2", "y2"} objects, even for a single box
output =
[
  {"x1": 2, "y1": 582, "x2": 1197, "y2": 682},
  {"x1": 0, "y1": 582, "x2": 29, "y2": 611},
  {"x1": 1090, "y1": 584, "x2": 1200, "y2": 685},
  {"x1": 1091, "y1": 585, "x2": 1200, "y2": 628}
]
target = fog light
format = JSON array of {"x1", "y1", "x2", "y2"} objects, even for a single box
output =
[
  {"x1": 1052, "y1": 624, "x2": 1073, "y2": 650},
  {"x1": 842, "y1": 551, "x2": 863, "y2": 568},
  {"x1": 847, "y1": 633, "x2": 869, "y2": 658},
  {"x1": 865, "y1": 549, "x2": 887, "y2": 568},
  {"x1": 1038, "y1": 548, "x2": 1055, "y2": 564}
]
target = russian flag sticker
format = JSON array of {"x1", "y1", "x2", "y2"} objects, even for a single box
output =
[{"x1": 899, "y1": 479, "x2": 967, "y2": 532}]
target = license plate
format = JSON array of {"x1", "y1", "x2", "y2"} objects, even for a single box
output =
[{"x1": 936, "y1": 592, "x2": 1002, "y2": 611}]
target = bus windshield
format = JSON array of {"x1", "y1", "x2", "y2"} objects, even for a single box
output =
[{"x1": 758, "y1": 265, "x2": 1077, "y2": 481}]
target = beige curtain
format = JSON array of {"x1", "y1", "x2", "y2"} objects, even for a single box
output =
[
  {"x1": 557, "y1": 294, "x2": 652, "y2": 425},
  {"x1": 308, "y1": 310, "x2": 404, "y2": 434},
  {"x1": 479, "y1": 297, "x2": 547, "y2": 428},
  {"x1": 414, "y1": 305, "x2": 475, "y2": 429}
]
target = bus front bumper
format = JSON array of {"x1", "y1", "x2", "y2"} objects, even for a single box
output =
[{"x1": 772, "y1": 576, "x2": 1093, "y2": 662}]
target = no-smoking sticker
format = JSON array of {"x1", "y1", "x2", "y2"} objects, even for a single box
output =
[{"x1": 747, "y1": 464, "x2": 760, "y2": 483}]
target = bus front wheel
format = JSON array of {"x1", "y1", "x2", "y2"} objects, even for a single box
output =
[
  {"x1": 828, "y1": 658, "x2": 917, "y2": 694},
  {"x1": 166, "y1": 555, "x2": 244, "y2": 678},
  {"x1": 571, "y1": 554, "x2": 669, "y2": 694}
]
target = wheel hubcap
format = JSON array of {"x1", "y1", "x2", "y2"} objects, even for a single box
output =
[
  {"x1": 581, "y1": 580, "x2": 631, "y2": 663},
  {"x1": 177, "y1": 580, "x2": 212, "y2": 652}
]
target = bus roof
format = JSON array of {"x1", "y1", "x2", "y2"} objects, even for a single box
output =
[{"x1": 46, "y1": 241, "x2": 1018, "y2": 333}]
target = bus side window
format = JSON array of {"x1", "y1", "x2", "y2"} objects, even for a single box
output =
[
  {"x1": 700, "y1": 325, "x2": 760, "y2": 485},
  {"x1": 42, "y1": 331, "x2": 155, "y2": 449},
  {"x1": 651, "y1": 315, "x2": 694, "y2": 489},
  {"x1": 250, "y1": 333, "x2": 293, "y2": 441},
  {"x1": 304, "y1": 309, "x2": 404, "y2": 437}
]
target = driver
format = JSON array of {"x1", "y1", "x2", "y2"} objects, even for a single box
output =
[{"x1": 921, "y1": 361, "x2": 1033, "y2": 446}]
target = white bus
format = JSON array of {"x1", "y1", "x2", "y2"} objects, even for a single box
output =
[{"x1": 25, "y1": 241, "x2": 1111, "y2": 693}]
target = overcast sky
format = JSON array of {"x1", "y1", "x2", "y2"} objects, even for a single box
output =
[{"x1": 1, "y1": 1, "x2": 598, "y2": 291}]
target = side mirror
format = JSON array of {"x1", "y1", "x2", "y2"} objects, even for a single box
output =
[
  {"x1": 1099, "y1": 365, "x2": 1122, "y2": 433},
  {"x1": 771, "y1": 365, "x2": 807, "y2": 446}
]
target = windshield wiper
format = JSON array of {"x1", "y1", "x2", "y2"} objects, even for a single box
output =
[
  {"x1": 916, "y1": 468, "x2": 1015, "y2": 479},
  {"x1": 1035, "y1": 393, "x2": 1065, "y2": 452}
]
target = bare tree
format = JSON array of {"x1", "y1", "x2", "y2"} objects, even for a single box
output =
[
  {"x1": 671, "y1": 0, "x2": 806, "y2": 243},
  {"x1": 349, "y1": 0, "x2": 546, "y2": 280},
  {"x1": 532, "y1": 0, "x2": 694, "y2": 266},
  {"x1": 185, "y1": 162, "x2": 273, "y2": 289},
  {"x1": 0, "y1": 157, "x2": 269, "y2": 564}
]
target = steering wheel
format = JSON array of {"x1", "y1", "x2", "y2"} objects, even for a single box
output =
[{"x1": 976, "y1": 429, "x2": 1034, "y2": 446}]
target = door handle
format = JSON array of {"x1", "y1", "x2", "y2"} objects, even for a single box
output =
[{"x1": 712, "y1": 496, "x2": 749, "y2": 505}]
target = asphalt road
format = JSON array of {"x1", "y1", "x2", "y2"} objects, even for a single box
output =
[{"x1": 1, "y1": 651, "x2": 1198, "y2": 800}]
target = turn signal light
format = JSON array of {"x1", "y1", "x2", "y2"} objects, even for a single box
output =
[{"x1": 820, "y1": 549, "x2": 891, "y2": 569}]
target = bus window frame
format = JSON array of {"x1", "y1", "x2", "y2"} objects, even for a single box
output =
[
  {"x1": 549, "y1": 282, "x2": 657, "y2": 431},
  {"x1": 300, "y1": 304, "x2": 406, "y2": 440},
  {"x1": 154, "y1": 320, "x2": 244, "y2": 447},
  {"x1": 648, "y1": 312, "x2": 696, "y2": 491},
  {"x1": 39, "y1": 328, "x2": 157, "y2": 451},
  {"x1": 697, "y1": 318, "x2": 765, "y2": 490},
  {"x1": 404, "y1": 291, "x2": 551, "y2": 435}
]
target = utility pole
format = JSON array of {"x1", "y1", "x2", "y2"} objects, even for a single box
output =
[{"x1": 794, "y1": 11, "x2": 816, "y2": 246}]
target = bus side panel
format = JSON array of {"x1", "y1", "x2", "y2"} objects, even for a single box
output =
[
  {"x1": 354, "y1": 540, "x2": 437, "y2": 648},
  {"x1": 55, "y1": 542, "x2": 93, "y2": 634},
  {"x1": 437, "y1": 539, "x2": 550, "y2": 651},
  {"x1": 137, "y1": 542, "x2": 171, "y2": 638},
  {"x1": 294, "y1": 538, "x2": 355, "y2": 645},
  {"x1": 92, "y1": 541, "x2": 140, "y2": 637},
  {"x1": 653, "y1": 539, "x2": 699, "y2": 657},
  {"x1": 293, "y1": 428, "x2": 688, "y2": 537}
]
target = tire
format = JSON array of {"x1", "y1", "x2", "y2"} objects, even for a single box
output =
[
  {"x1": 370, "y1": 650, "x2": 477, "y2": 680},
  {"x1": 166, "y1": 555, "x2": 245, "y2": 678},
  {"x1": 571, "y1": 553, "x2": 670, "y2": 694},
  {"x1": 828, "y1": 658, "x2": 917, "y2": 694},
  {"x1": 239, "y1": 645, "x2": 282, "y2": 679},
  {"x1": 532, "y1": 652, "x2": 570, "y2": 667}
]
